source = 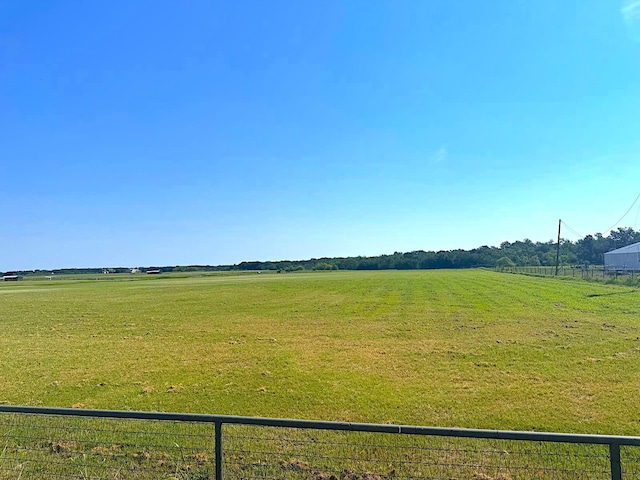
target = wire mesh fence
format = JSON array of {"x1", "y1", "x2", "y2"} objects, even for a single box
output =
[
  {"x1": 497, "y1": 265, "x2": 640, "y2": 285},
  {"x1": 622, "y1": 447, "x2": 640, "y2": 479},
  {"x1": 496, "y1": 265, "x2": 610, "y2": 279},
  {"x1": 0, "y1": 411, "x2": 216, "y2": 479},
  {"x1": 1, "y1": 406, "x2": 640, "y2": 479},
  {"x1": 223, "y1": 425, "x2": 618, "y2": 479}
]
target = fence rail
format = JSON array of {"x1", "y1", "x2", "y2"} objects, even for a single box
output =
[{"x1": 1, "y1": 405, "x2": 640, "y2": 479}]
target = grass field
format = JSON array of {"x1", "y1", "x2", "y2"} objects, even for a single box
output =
[{"x1": 1, "y1": 269, "x2": 640, "y2": 435}]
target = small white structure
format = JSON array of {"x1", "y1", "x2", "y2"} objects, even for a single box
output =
[
  {"x1": 604, "y1": 242, "x2": 640, "y2": 271},
  {"x1": 2, "y1": 275, "x2": 22, "y2": 281}
]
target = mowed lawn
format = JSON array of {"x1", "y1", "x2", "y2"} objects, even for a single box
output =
[{"x1": 1, "y1": 269, "x2": 640, "y2": 435}]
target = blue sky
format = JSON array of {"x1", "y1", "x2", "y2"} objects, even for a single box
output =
[{"x1": 2, "y1": 1, "x2": 640, "y2": 270}]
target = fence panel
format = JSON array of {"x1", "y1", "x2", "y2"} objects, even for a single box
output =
[
  {"x1": 497, "y1": 265, "x2": 610, "y2": 281},
  {"x1": 222, "y1": 425, "x2": 613, "y2": 479},
  {"x1": 621, "y1": 446, "x2": 640, "y2": 478},
  {"x1": 1, "y1": 407, "x2": 640, "y2": 479},
  {"x1": 0, "y1": 411, "x2": 216, "y2": 479}
]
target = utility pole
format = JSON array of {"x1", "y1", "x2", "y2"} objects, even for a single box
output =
[{"x1": 555, "y1": 219, "x2": 561, "y2": 276}]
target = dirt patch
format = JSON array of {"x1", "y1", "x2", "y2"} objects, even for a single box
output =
[
  {"x1": 49, "y1": 441, "x2": 77, "y2": 453},
  {"x1": 281, "y1": 457, "x2": 310, "y2": 471},
  {"x1": 472, "y1": 472, "x2": 512, "y2": 480},
  {"x1": 342, "y1": 471, "x2": 383, "y2": 480}
]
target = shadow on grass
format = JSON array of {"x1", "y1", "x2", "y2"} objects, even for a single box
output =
[{"x1": 585, "y1": 290, "x2": 639, "y2": 298}]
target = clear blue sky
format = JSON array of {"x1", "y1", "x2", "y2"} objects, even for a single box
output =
[{"x1": 2, "y1": 1, "x2": 640, "y2": 270}]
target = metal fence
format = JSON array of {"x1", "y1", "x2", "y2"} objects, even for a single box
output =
[
  {"x1": 1, "y1": 405, "x2": 640, "y2": 479},
  {"x1": 497, "y1": 265, "x2": 611, "y2": 280}
]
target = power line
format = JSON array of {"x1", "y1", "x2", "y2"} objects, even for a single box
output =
[
  {"x1": 560, "y1": 220, "x2": 583, "y2": 239},
  {"x1": 603, "y1": 192, "x2": 640, "y2": 234}
]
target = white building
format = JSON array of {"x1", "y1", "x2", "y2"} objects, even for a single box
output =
[
  {"x1": 604, "y1": 242, "x2": 640, "y2": 271},
  {"x1": 2, "y1": 275, "x2": 22, "y2": 281}
]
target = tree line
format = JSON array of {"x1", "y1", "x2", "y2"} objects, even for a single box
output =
[
  {"x1": 234, "y1": 227, "x2": 640, "y2": 271},
  {"x1": 4, "y1": 227, "x2": 640, "y2": 277}
]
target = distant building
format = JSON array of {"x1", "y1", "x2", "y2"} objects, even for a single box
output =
[
  {"x1": 2, "y1": 275, "x2": 23, "y2": 281},
  {"x1": 130, "y1": 268, "x2": 140, "y2": 274},
  {"x1": 604, "y1": 242, "x2": 640, "y2": 272}
]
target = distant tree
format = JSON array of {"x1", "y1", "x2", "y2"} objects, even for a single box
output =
[
  {"x1": 576, "y1": 235, "x2": 596, "y2": 264},
  {"x1": 528, "y1": 255, "x2": 541, "y2": 266},
  {"x1": 286, "y1": 265, "x2": 305, "y2": 272},
  {"x1": 356, "y1": 259, "x2": 378, "y2": 270},
  {"x1": 609, "y1": 227, "x2": 640, "y2": 250},
  {"x1": 315, "y1": 262, "x2": 337, "y2": 271},
  {"x1": 542, "y1": 250, "x2": 557, "y2": 266},
  {"x1": 496, "y1": 256, "x2": 516, "y2": 270}
]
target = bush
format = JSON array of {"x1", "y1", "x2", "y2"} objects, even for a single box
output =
[
  {"x1": 496, "y1": 256, "x2": 516, "y2": 270},
  {"x1": 315, "y1": 262, "x2": 338, "y2": 271}
]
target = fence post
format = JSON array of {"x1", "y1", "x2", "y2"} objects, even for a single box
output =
[
  {"x1": 216, "y1": 420, "x2": 223, "y2": 480},
  {"x1": 610, "y1": 442, "x2": 622, "y2": 480}
]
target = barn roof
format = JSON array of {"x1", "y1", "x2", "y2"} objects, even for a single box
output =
[{"x1": 604, "y1": 242, "x2": 640, "y2": 255}]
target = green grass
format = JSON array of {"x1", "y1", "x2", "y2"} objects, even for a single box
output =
[{"x1": 1, "y1": 269, "x2": 640, "y2": 435}]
